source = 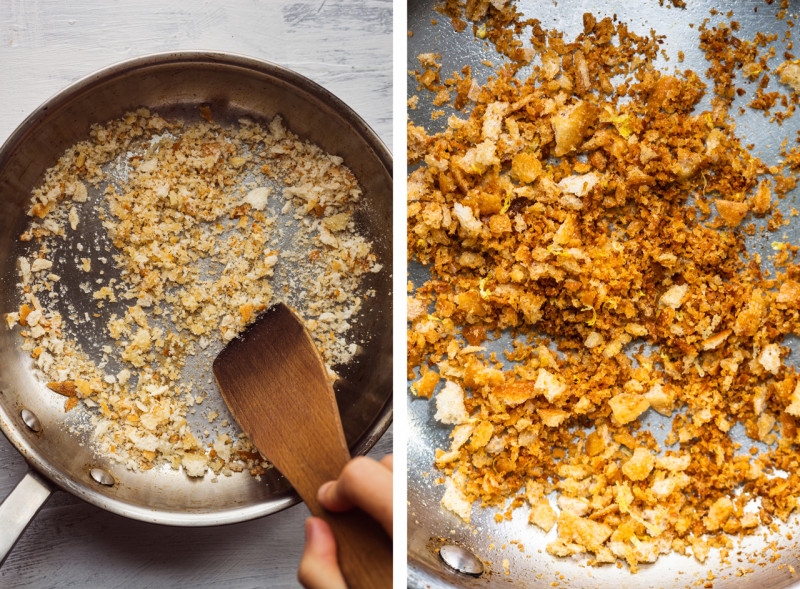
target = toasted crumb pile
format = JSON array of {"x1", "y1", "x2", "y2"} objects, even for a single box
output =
[
  {"x1": 409, "y1": 8, "x2": 800, "y2": 572},
  {"x1": 7, "y1": 108, "x2": 380, "y2": 478},
  {"x1": 697, "y1": 15, "x2": 799, "y2": 124}
]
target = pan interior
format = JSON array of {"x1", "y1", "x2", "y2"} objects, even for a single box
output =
[
  {"x1": 407, "y1": 2, "x2": 800, "y2": 588},
  {"x1": 0, "y1": 54, "x2": 392, "y2": 525}
]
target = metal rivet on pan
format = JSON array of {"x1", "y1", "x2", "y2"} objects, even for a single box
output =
[
  {"x1": 439, "y1": 544, "x2": 484, "y2": 577},
  {"x1": 89, "y1": 468, "x2": 115, "y2": 486},
  {"x1": 19, "y1": 408, "x2": 42, "y2": 432}
]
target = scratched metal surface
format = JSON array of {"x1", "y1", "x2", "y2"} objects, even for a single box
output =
[
  {"x1": 0, "y1": 2, "x2": 392, "y2": 589},
  {"x1": 407, "y1": 1, "x2": 800, "y2": 587}
]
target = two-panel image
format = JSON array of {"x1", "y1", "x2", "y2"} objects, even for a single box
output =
[{"x1": 0, "y1": 1, "x2": 799, "y2": 587}]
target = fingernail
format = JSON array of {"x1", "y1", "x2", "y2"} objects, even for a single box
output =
[{"x1": 318, "y1": 481, "x2": 334, "y2": 503}]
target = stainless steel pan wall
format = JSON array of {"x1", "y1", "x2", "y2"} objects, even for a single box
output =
[{"x1": 0, "y1": 52, "x2": 392, "y2": 529}]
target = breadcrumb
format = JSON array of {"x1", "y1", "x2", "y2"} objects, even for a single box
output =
[{"x1": 8, "y1": 108, "x2": 380, "y2": 479}]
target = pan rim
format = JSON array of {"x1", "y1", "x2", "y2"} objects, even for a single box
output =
[{"x1": 0, "y1": 50, "x2": 393, "y2": 527}]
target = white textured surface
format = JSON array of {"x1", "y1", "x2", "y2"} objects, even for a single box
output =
[{"x1": 0, "y1": 1, "x2": 392, "y2": 588}]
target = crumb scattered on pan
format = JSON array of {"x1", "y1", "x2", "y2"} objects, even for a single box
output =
[
  {"x1": 409, "y1": 3, "x2": 800, "y2": 573},
  {"x1": 7, "y1": 108, "x2": 380, "y2": 479}
]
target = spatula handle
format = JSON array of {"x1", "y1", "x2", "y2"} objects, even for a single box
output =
[
  {"x1": 212, "y1": 303, "x2": 392, "y2": 586},
  {"x1": 305, "y1": 494, "x2": 393, "y2": 589},
  {"x1": 282, "y1": 443, "x2": 393, "y2": 588},
  {"x1": 286, "y1": 454, "x2": 393, "y2": 588}
]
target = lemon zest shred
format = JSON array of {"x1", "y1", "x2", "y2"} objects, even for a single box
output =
[
  {"x1": 772, "y1": 241, "x2": 786, "y2": 251},
  {"x1": 479, "y1": 275, "x2": 492, "y2": 300},
  {"x1": 601, "y1": 106, "x2": 634, "y2": 138},
  {"x1": 476, "y1": 24, "x2": 487, "y2": 39},
  {"x1": 582, "y1": 305, "x2": 597, "y2": 327},
  {"x1": 500, "y1": 193, "x2": 513, "y2": 214},
  {"x1": 547, "y1": 244, "x2": 569, "y2": 257},
  {"x1": 427, "y1": 314, "x2": 442, "y2": 323}
]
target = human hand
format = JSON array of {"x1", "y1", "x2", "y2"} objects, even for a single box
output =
[{"x1": 298, "y1": 455, "x2": 393, "y2": 589}]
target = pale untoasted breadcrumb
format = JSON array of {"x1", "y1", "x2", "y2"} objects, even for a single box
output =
[
  {"x1": 30, "y1": 258, "x2": 52, "y2": 273},
  {"x1": 758, "y1": 343, "x2": 781, "y2": 374},
  {"x1": 9, "y1": 108, "x2": 379, "y2": 479},
  {"x1": 181, "y1": 453, "x2": 208, "y2": 478},
  {"x1": 533, "y1": 368, "x2": 566, "y2": 403},
  {"x1": 659, "y1": 284, "x2": 688, "y2": 309},
  {"x1": 435, "y1": 380, "x2": 470, "y2": 425},
  {"x1": 776, "y1": 60, "x2": 800, "y2": 93},
  {"x1": 452, "y1": 202, "x2": 483, "y2": 237},
  {"x1": 441, "y1": 472, "x2": 472, "y2": 522},
  {"x1": 557, "y1": 172, "x2": 600, "y2": 197},
  {"x1": 244, "y1": 186, "x2": 271, "y2": 210}
]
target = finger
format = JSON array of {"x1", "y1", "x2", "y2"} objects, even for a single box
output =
[
  {"x1": 318, "y1": 456, "x2": 393, "y2": 536},
  {"x1": 298, "y1": 518, "x2": 347, "y2": 589},
  {"x1": 318, "y1": 457, "x2": 393, "y2": 511}
]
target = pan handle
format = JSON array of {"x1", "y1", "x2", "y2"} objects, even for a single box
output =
[{"x1": 0, "y1": 470, "x2": 53, "y2": 568}]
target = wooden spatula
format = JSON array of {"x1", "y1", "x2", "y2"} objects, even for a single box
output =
[{"x1": 213, "y1": 303, "x2": 392, "y2": 589}]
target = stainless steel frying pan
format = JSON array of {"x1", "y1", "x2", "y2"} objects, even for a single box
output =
[
  {"x1": 0, "y1": 52, "x2": 392, "y2": 563},
  {"x1": 407, "y1": 1, "x2": 800, "y2": 587}
]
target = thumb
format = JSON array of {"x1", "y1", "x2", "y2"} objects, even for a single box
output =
[{"x1": 298, "y1": 517, "x2": 348, "y2": 589}]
